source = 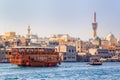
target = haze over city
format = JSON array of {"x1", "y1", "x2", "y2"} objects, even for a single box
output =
[{"x1": 0, "y1": 0, "x2": 120, "y2": 40}]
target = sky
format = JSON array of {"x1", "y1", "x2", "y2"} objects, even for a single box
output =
[{"x1": 0, "y1": 0, "x2": 120, "y2": 40}]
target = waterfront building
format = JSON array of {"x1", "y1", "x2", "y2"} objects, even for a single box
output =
[
  {"x1": 101, "y1": 39, "x2": 109, "y2": 49},
  {"x1": 108, "y1": 46, "x2": 116, "y2": 57},
  {"x1": 89, "y1": 48, "x2": 114, "y2": 58},
  {"x1": 116, "y1": 46, "x2": 120, "y2": 56},
  {"x1": 31, "y1": 34, "x2": 38, "y2": 43},
  {"x1": 30, "y1": 34, "x2": 41, "y2": 46},
  {"x1": 0, "y1": 48, "x2": 10, "y2": 63},
  {"x1": 77, "y1": 52, "x2": 91, "y2": 62},
  {"x1": 38, "y1": 37, "x2": 49, "y2": 47},
  {"x1": 75, "y1": 40, "x2": 88, "y2": 53},
  {"x1": 56, "y1": 45, "x2": 77, "y2": 61}
]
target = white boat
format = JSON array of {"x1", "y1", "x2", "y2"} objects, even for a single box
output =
[{"x1": 89, "y1": 56, "x2": 102, "y2": 65}]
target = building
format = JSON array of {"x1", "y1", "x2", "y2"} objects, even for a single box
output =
[
  {"x1": 2, "y1": 32, "x2": 16, "y2": 42},
  {"x1": 75, "y1": 40, "x2": 88, "y2": 53},
  {"x1": 48, "y1": 41, "x2": 59, "y2": 47},
  {"x1": 116, "y1": 46, "x2": 120, "y2": 56},
  {"x1": 77, "y1": 52, "x2": 91, "y2": 62},
  {"x1": 4, "y1": 32, "x2": 16, "y2": 38},
  {"x1": 56, "y1": 45, "x2": 77, "y2": 62},
  {"x1": 101, "y1": 39, "x2": 109, "y2": 49},
  {"x1": 106, "y1": 33, "x2": 117, "y2": 46},
  {"x1": 38, "y1": 37, "x2": 49, "y2": 47},
  {"x1": 89, "y1": 48, "x2": 115, "y2": 58},
  {"x1": 49, "y1": 34, "x2": 75, "y2": 46},
  {"x1": 0, "y1": 48, "x2": 11, "y2": 63}
]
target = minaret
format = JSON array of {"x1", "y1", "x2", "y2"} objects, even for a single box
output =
[
  {"x1": 92, "y1": 12, "x2": 98, "y2": 38},
  {"x1": 26, "y1": 26, "x2": 31, "y2": 46},
  {"x1": 27, "y1": 26, "x2": 31, "y2": 39}
]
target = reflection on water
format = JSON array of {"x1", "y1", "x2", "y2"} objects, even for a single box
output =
[{"x1": 0, "y1": 62, "x2": 120, "y2": 80}]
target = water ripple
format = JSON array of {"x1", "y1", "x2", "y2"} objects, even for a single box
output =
[{"x1": 0, "y1": 62, "x2": 120, "y2": 80}]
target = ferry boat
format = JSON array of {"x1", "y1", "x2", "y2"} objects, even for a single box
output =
[
  {"x1": 7, "y1": 46, "x2": 61, "y2": 67},
  {"x1": 89, "y1": 56, "x2": 102, "y2": 65}
]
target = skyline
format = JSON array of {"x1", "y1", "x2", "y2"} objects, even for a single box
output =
[{"x1": 0, "y1": 0, "x2": 120, "y2": 40}]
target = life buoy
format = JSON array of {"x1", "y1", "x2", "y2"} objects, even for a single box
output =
[{"x1": 25, "y1": 61, "x2": 30, "y2": 66}]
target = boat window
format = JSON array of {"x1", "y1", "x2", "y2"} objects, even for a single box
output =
[
  {"x1": 31, "y1": 48, "x2": 34, "y2": 52},
  {"x1": 45, "y1": 48, "x2": 48, "y2": 53},
  {"x1": 12, "y1": 48, "x2": 17, "y2": 52},
  {"x1": 52, "y1": 49, "x2": 55, "y2": 53},
  {"x1": 12, "y1": 48, "x2": 16, "y2": 53},
  {"x1": 29, "y1": 48, "x2": 34, "y2": 54},
  {"x1": 28, "y1": 49, "x2": 32, "y2": 54},
  {"x1": 39, "y1": 48, "x2": 44, "y2": 52},
  {"x1": 19, "y1": 48, "x2": 25, "y2": 55},
  {"x1": 48, "y1": 49, "x2": 52, "y2": 53},
  {"x1": 18, "y1": 48, "x2": 22, "y2": 52},
  {"x1": 26, "y1": 48, "x2": 29, "y2": 53},
  {"x1": 38, "y1": 48, "x2": 41, "y2": 53},
  {"x1": 34, "y1": 48, "x2": 38, "y2": 53}
]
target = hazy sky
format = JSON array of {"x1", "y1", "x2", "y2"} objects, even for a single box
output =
[{"x1": 0, "y1": 0, "x2": 120, "y2": 40}]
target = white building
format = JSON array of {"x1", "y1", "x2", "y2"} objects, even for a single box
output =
[
  {"x1": 106, "y1": 33, "x2": 117, "y2": 46},
  {"x1": 31, "y1": 34, "x2": 38, "y2": 43},
  {"x1": 89, "y1": 48, "x2": 115, "y2": 58},
  {"x1": 56, "y1": 45, "x2": 77, "y2": 61},
  {"x1": 49, "y1": 34, "x2": 75, "y2": 46},
  {"x1": 75, "y1": 40, "x2": 88, "y2": 53}
]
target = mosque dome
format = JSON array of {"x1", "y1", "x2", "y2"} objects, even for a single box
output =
[
  {"x1": 93, "y1": 36, "x2": 100, "y2": 41},
  {"x1": 106, "y1": 33, "x2": 115, "y2": 41}
]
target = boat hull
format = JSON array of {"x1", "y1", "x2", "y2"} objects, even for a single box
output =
[{"x1": 89, "y1": 62, "x2": 102, "y2": 65}]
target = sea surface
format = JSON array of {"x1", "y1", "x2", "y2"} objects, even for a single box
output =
[{"x1": 0, "y1": 62, "x2": 120, "y2": 80}]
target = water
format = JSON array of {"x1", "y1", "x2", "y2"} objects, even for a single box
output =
[{"x1": 0, "y1": 62, "x2": 120, "y2": 80}]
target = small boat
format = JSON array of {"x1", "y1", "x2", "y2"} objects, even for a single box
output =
[
  {"x1": 89, "y1": 56, "x2": 102, "y2": 65},
  {"x1": 6, "y1": 46, "x2": 61, "y2": 67}
]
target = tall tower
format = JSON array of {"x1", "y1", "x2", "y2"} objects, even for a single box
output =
[
  {"x1": 92, "y1": 12, "x2": 98, "y2": 38},
  {"x1": 27, "y1": 26, "x2": 31, "y2": 39},
  {"x1": 26, "y1": 26, "x2": 31, "y2": 46}
]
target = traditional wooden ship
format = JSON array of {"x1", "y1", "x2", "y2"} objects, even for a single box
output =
[
  {"x1": 7, "y1": 46, "x2": 61, "y2": 67},
  {"x1": 89, "y1": 56, "x2": 102, "y2": 65}
]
